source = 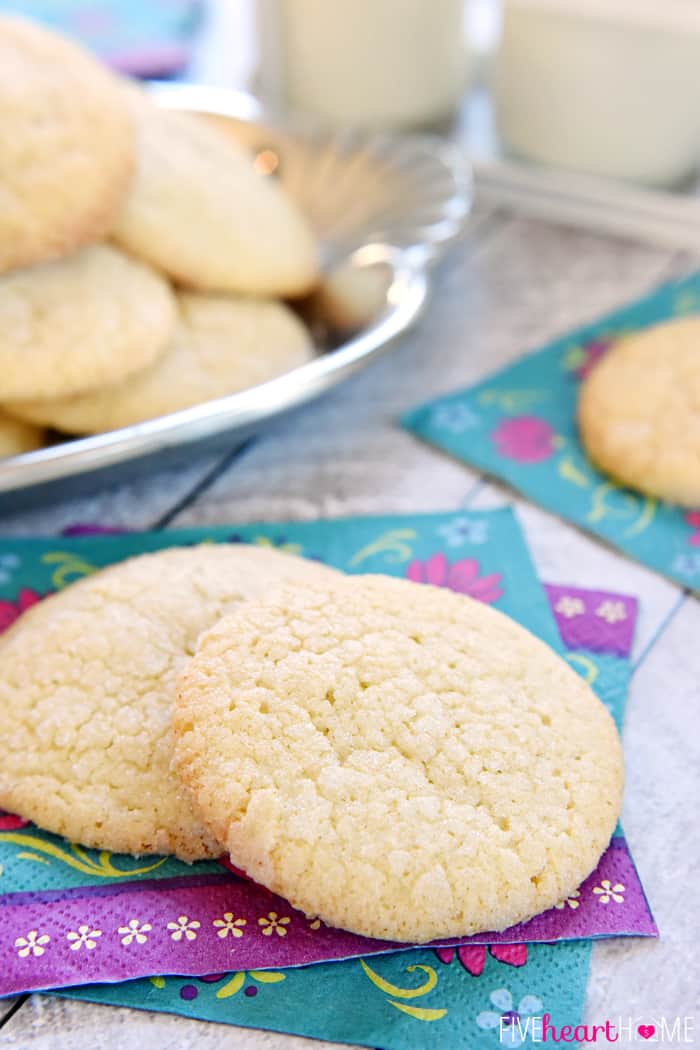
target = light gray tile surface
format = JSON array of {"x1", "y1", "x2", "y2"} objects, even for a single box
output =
[
  {"x1": 0, "y1": 454, "x2": 228, "y2": 536},
  {"x1": 0, "y1": 1002, "x2": 19, "y2": 1028}
]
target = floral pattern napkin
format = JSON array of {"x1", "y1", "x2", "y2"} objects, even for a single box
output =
[
  {"x1": 403, "y1": 271, "x2": 700, "y2": 590},
  {"x1": 0, "y1": 512, "x2": 654, "y2": 1000},
  {"x1": 58, "y1": 940, "x2": 594, "y2": 1050}
]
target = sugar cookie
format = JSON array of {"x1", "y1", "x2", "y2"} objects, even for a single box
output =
[
  {"x1": 0, "y1": 546, "x2": 338, "y2": 860},
  {"x1": 10, "y1": 293, "x2": 313, "y2": 432},
  {"x1": 0, "y1": 16, "x2": 134, "y2": 274},
  {"x1": 175, "y1": 575, "x2": 624, "y2": 941},
  {"x1": 578, "y1": 317, "x2": 700, "y2": 507},
  {"x1": 0, "y1": 245, "x2": 176, "y2": 402},
  {"x1": 112, "y1": 99, "x2": 318, "y2": 297}
]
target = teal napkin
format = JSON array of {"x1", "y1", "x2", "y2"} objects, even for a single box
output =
[
  {"x1": 60, "y1": 940, "x2": 592, "y2": 1050},
  {"x1": 403, "y1": 271, "x2": 700, "y2": 590}
]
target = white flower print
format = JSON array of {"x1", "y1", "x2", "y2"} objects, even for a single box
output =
[
  {"x1": 437, "y1": 517, "x2": 489, "y2": 547},
  {"x1": 477, "y1": 988, "x2": 544, "y2": 1047},
  {"x1": 15, "y1": 930, "x2": 50, "y2": 958},
  {"x1": 554, "y1": 596, "x2": 585, "y2": 619},
  {"x1": 595, "y1": 600, "x2": 627, "y2": 624},
  {"x1": 118, "y1": 919, "x2": 152, "y2": 946},
  {"x1": 554, "y1": 889, "x2": 581, "y2": 910},
  {"x1": 0, "y1": 553, "x2": 20, "y2": 584},
  {"x1": 66, "y1": 925, "x2": 102, "y2": 951},
  {"x1": 167, "y1": 915, "x2": 201, "y2": 942},
  {"x1": 673, "y1": 552, "x2": 700, "y2": 578},
  {"x1": 213, "y1": 913, "x2": 247, "y2": 939},
  {"x1": 593, "y1": 880, "x2": 625, "y2": 904},
  {"x1": 258, "y1": 911, "x2": 291, "y2": 937},
  {"x1": 430, "y1": 403, "x2": 480, "y2": 434}
]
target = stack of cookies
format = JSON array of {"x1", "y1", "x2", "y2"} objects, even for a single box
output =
[
  {"x1": 0, "y1": 544, "x2": 624, "y2": 942},
  {"x1": 0, "y1": 17, "x2": 319, "y2": 456}
]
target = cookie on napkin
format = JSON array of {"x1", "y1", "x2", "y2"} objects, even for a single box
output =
[
  {"x1": 578, "y1": 316, "x2": 700, "y2": 507},
  {"x1": 174, "y1": 575, "x2": 624, "y2": 941},
  {"x1": 0, "y1": 244, "x2": 176, "y2": 402},
  {"x1": 0, "y1": 16, "x2": 134, "y2": 274},
  {"x1": 0, "y1": 546, "x2": 339, "y2": 860},
  {"x1": 111, "y1": 97, "x2": 318, "y2": 297},
  {"x1": 10, "y1": 292, "x2": 313, "y2": 433}
]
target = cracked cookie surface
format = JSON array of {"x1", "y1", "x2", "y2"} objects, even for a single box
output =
[
  {"x1": 175, "y1": 575, "x2": 623, "y2": 939},
  {"x1": 0, "y1": 545, "x2": 338, "y2": 859}
]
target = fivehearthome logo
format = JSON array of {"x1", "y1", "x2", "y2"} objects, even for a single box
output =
[{"x1": 497, "y1": 1015, "x2": 695, "y2": 1044}]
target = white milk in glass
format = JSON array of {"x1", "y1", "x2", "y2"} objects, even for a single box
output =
[{"x1": 258, "y1": 0, "x2": 469, "y2": 129}]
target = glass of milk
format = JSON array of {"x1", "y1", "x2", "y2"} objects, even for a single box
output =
[
  {"x1": 496, "y1": 0, "x2": 700, "y2": 187},
  {"x1": 257, "y1": 0, "x2": 470, "y2": 130}
]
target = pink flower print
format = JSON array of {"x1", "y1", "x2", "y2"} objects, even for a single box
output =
[
  {"x1": 0, "y1": 588, "x2": 43, "y2": 633},
  {"x1": 685, "y1": 511, "x2": 700, "y2": 546},
  {"x1": 405, "y1": 553, "x2": 503, "y2": 604},
  {"x1": 488, "y1": 945, "x2": 529, "y2": 969},
  {"x1": 218, "y1": 856, "x2": 279, "y2": 899},
  {"x1": 492, "y1": 416, "x2": 559, "y2": 464},
  {"x1": 218, "y1": 856, "x2": 251, "y2": 880},
  {"x1": 0, "y1": 811, "x2": 30, "y2": 831},
  {"x1": 435, "y1": 945, "x2": 528, "y2": 975}
]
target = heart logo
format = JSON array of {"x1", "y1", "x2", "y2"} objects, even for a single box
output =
[{"x1": 638, "y1": 1025, "x2": 656, "y2": 1040}]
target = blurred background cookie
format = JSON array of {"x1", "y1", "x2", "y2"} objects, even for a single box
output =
[
  {"x1": 111, "y1": 98, "x2": 318, "y2": 298},
  {"x1": 0, "y1": 15, "x2": 134, "y2": 274},
  {"x1": 578, "y1": 317, "x2": 700, "y2": 508},
  {"x1": 9, "y1": 292, "x2": 314, "y2": 432},
  {"x1": 0, "y1": 244, "x2": 176, "y2": 403}
]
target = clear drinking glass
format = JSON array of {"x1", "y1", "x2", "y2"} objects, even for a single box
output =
[{"x1": 257, "y1": 0, "x2": 470, "y2": 130}]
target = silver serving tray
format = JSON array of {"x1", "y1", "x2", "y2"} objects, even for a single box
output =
[{"x1": 0, "y1": 83, "x2": 471, "y2": 508}]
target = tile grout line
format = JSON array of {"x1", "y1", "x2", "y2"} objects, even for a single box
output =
[
  {"x1": 631, "y1": 591, "x2": 688, "y2": 677},
  {"x1": 149, "y1": 440, "x2": 255, "y2": 530},
  {"x1": 460, "y1": 478, "x2": 486, "y2": 507},
  {"x1": 0, "y1": 995, "x2": 29, "y2": 1031}
]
